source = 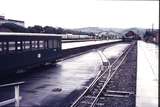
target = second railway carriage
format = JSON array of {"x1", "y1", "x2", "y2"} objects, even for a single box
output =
[
  {"x1": 61, "y1": 34, "x2": 92, "y2": 40},
  {"x1": 0, "y1": 32, "x2": 62, "y2": 73},
  {"x1": 122, "y1": 31, "x2": 141, "y2": 42}
]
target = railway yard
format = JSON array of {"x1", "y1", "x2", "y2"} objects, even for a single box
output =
[
  {"x1": 0, "y1": 40, "x2": 158, "y2": 107},
  {"x1": 0, "y1": 0, "x2": 158, "y2": 106}
]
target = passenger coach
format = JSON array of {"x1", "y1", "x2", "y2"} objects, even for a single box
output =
[{"x1": 0, "y1": 32, "x2": 62, "y2": 73}]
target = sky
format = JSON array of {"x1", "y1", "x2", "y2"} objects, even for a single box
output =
[{"x1": 0, "y1": 0, "x2": 159, "y2": 29}]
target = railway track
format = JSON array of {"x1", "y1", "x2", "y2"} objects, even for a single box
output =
[{"x1": 71, "y1": 42, "x2": 136, "y2": 107}]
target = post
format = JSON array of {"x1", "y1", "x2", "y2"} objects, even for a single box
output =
[
  {"x1": 15, "y1": 85, "x2": 20, "y2": 107},
  {"x1": 108, "y1": 65, "x2": 111, "y2": 78}
]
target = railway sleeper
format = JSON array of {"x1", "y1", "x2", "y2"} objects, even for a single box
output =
[
  {"x1": 80, "y1": 101, "x2": 93, "y2": 105},
  {"x1": 96, "y1": 85, "x2": 103, "y2": 89},
  {"x1": 81, "y1": 99, "x2": 94, "y2": 103},
  {"x1": 103, "y1": 94, "x2": 129, "y2": 98},
  {"x1": 91, "y1": 87, "x2": 100, "y2": 91},
  {"x1": 98, "y1": 80, "x2": 106, "y2": 83},
  {"x1": 99, "y1": 97, "x2": 106, "y2": 100},
  {"x1": 101, "y1": 90, "x2": 134, "y2": 98},
  {"x1": 91, "y1": 91, "x2": 100, "y2": 96},
  {"x1": 96, "y1": 81, "x2": 105, "y2": 85},
  {"x1": 97, "y1": 82, "x2": 104, "y2": 86},
  {"x1": 95, "y1": 102, "x2": 105, "y2": 106},
  {"x1": 83, "y1": 95, "x2": 96, "y2": 99}
]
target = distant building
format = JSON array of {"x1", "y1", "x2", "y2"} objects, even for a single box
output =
[
  {"x1": 153, "y1": 30, "x2": 159, "y2": 44},
  {"x1": 0, "y1": 15, "x2": 5, "y2": 20},
  {"x1": 125, "y1": 31, "x2": 141, "y2": 40},
  {"x1": 125, "y1": 31, "x2": 136, "y2": 37},
  {"x1": 146, "y1": 30, "x2": 159, "y2": 44},
  {"x1": 149, "y1": 30, "x2": 159, "y2": 44},
  {"x1": 0, "y1": 15, "x2": 24, "y2": 27},
  {"x1": 98, "y1": 31, "x2": 119, "y2": 40}
]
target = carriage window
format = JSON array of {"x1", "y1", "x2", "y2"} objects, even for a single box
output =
[
  {"x1": 17, "y1": 41, "x2": 21, "y2": 50},
  {"x1": 17, "y1": 41, "x2": 20, "y2": 44},
  {"x1": 25, "y1": 41, "x2": 30, "y2": 49},
  {"x1": 48, "y1": 40, "x2": 53, "y2": 49},
  {"x1": 9, "y1": 41, "x2": 15, "y2": 51},
  {"x1": 3, "y1": 42, "x2": 7, "y2": 51},
  {"x1": 17, "y1": 46, "x2": 21, "y2": 50},
  {"x1": 31, "y1": 41, "x2": 35, "y2": 49},
  {"x1": 35, "y1": 41, "x2": 38, "y2": 48},
  {"x1": 31, "y1": 41, "x2": 38, "y2": 49},
  {"x1": 39, "y1": 41, "x2": 44, "y2": 49}
]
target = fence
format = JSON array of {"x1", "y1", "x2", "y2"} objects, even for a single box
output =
[{"x1": 0, "y1": 81, "x2": 24, "y2": 107}]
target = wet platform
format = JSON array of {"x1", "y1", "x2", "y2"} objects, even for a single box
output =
[
  {"x1": 0, "y1": 43, "x2": 129, "y2": 107},
  {"x1": 136, "y1": 41, "x2": 158, "y2": 107}
]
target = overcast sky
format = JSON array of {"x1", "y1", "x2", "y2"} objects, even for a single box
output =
[{"x1": 0, "y1": 0, "x2": 159, "y2": 29}]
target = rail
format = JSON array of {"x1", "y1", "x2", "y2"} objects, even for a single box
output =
[
  {"x1": 71, "y1": 42, "x2": 135, "y2": 107},
  {"x1": 0, "y1": 81, "x2": 24, "y2": 107}
]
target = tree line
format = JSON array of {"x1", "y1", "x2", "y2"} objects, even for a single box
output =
[{"x1": 0, "y1": 23, "x2": 95, "y2": 36}]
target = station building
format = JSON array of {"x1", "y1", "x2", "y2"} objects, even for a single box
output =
[{"x1": 0, "y1": 15, "x2": 24, "y2": 27}]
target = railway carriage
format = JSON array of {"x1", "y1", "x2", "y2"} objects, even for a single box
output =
[
  {"x1": 0, "y1": 32, "x2": 62, "y2": 73},
  {"x1": 122, "y1": 31, "x2": 140, "y2": 42}
]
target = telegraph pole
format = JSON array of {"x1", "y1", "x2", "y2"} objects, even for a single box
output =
[{"x1": 152, "y1": 24, "x2": 154, "y2": 33}]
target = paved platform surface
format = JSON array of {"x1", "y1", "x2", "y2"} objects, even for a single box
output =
[
  {"x1": 62, "y1": 40, "x2": 121, "y2": 49},
  {"x1": 136, "y1": 41, "x2": 158, "y2": 107}
]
